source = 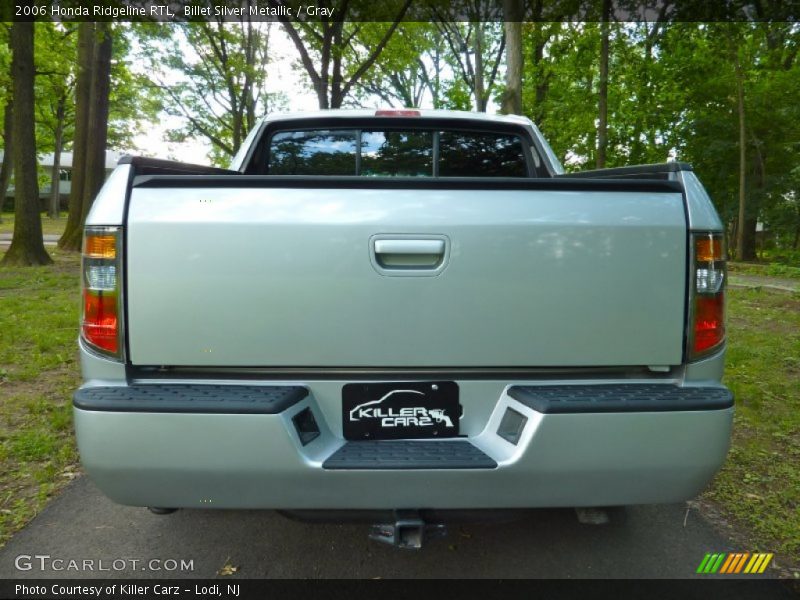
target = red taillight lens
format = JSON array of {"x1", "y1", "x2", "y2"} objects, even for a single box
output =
[
  {"x1": 690, "y1": 232, "x2": 726, "y2": 359},
  {"x1": 83, "y1": 290, "x2": 118, "y2": 353},
  {"x1": 81, "y1": 227, "x2": 122, "y2": 359},
  {"x1": 693, "y1": 293, "x2": 725, "y2": 354}
]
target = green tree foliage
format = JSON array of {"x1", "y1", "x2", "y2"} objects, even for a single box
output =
[
  {"x1": 511, "y1": 18, "x2": 800, "y2": 259},
  {"x1": 271, "y1": 0, "x2": 412, "y2": 109},
  {"x1": 660, "y1": 23, "x2": 800, "y2": 258},
  {"x1": 432, "y1": 18, "x2": 506, "y2": 112},
  {"x1": 137, "y1": 19, "x2": 283, "y2": 165},
  {"x1": 33, "y1": 23, "x2": 159, "y2": 159},
  {"x1": 353, "y1": 23, "x2": 446, "y2": 108},
  {"x1": 34, "y1": 23, "x2": 77, "y2": 219},
  {"x1": 107, "y1": 26, "x2": 164, "y2": 150}
]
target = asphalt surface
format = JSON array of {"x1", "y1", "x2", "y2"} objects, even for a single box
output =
[{"x1": 0, "y1": 476, "x2": 795, "y2": 592}]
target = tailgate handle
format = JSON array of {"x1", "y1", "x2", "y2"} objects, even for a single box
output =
[
  {"x1": 374, "y1": 239, "x2": 445, "y2": 255},
  {"x1": 370, "y1": 236, "x2": 450, "y2": 275}
]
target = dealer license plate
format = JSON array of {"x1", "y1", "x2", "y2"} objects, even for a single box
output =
[{"x1": 342, "y1": 381, "x2": 460, "y2": 440}]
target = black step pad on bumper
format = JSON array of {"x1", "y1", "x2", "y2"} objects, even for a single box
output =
[
  {"x1": 323, "y1": 441, "x2": 496, "y2": 470},
  {"x1": 508, "y1": 384, "x2": 733, "y2": 414},
  {"x1": 74, "y1": 384, "x2": 307, "y2": 414}
]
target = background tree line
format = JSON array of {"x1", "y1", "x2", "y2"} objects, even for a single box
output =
[{"x1": 1, "y1": 0, "x2": 798, "y2": 266}]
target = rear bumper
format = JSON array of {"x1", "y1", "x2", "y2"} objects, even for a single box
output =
[{"x1": 73, "y1": 381, "x2": 733, "y2": 509}]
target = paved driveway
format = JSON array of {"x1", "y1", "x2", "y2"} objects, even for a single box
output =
[{"x1": 0, "y1": 476, "x2": 794, "y2": 592}]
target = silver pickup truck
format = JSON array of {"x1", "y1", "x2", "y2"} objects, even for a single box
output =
[{"x1": 73, "y1": 109, "x2": 732, "y2": 547}]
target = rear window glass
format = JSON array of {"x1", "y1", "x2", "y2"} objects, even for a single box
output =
[
  {"x1": 268, "y1": 130, "x2": 356, "y2": 175},
  {"x1": 361, "y1": 130, "x2": 433, "y2": 177},
  {"x1": 266, "y1": 128, "x2": 529, "y2": 177},
  {"x1": 439, "y1": 132, "x2": 528, "y2": 177}
]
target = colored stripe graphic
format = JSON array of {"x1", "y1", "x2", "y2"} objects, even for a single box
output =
[
  {"x1": 696, "y1": 553, "x2": 713, "y2": 573},
  {"x1": 719, "y1": 554, "x2": 736, "y2": 574},
  {"x1": 699, "y1": 552, "x2": 774, "y2": 575},
  {"x1": 703, "y1": 554, "x2": 719, "y2": 573},
  {"x1": 732, "y1": 552, "x2": 751, "y2": 573},
  {"x1": 710, "y1": 553, "x2": 726, "y2": 573},
  {"x1": 720, "y1": 553, "x2": 736, "y2": 574},
  {"x1": 744, "y1": 554, "x2": 761, "y2": 574},
  {"x1": 759, "y1": 554, "x2": 773, "y2": 573},
  {"x1": 733, "y1": 553, "x2": 748, "y2": 573},
  {"x1": 724, "y1": 553, "x2": 741, "y2": 573}
]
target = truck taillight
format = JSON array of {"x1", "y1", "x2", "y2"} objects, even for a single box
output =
[
  {"x1": 690, "y1": 232, "x2": 725, "y2": 359},
  {"x1": 82, "y1": 227, "x2": 123, "y2": 359}
]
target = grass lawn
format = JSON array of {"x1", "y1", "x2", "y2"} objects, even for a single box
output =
[
  {"x1": 0, "y1": 212, "x2": 69, "y2": 237},
  {"x1": 0, "y1": 249, "x2": 81, "y2": 547},
  {"x1": 729, "y1": 261, "x2": 800, "y2": 281},
  {"x1": 0, "y1": 249, "x2": 798, "y2": 573},
  {"x1": 704, "y1": 286, "x2": 800, "y2": 572}
]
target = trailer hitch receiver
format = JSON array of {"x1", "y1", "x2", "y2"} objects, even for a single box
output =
[{"x1": 369, "y1": 511, "x2": 447, "y2": 549}]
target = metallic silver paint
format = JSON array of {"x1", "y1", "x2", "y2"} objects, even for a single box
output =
[
  {"x1": 79, "y1": 338, "x2": 127, "y2": 383},
  {"x1": 125, "y1": 187, "x2": 687, "y2": 367},
  {"x1": 85, "y1": 165, "x2": 130, "y2": 227},
  {"x1": 683, "y1": 348, "x2": 726, "y2": 383},
  {"x1": 678, "y1": 170, "x2": 725, "y2": 232},
  {"x1": 73, "y1": 383, "x2": 732, "y2": 509}
]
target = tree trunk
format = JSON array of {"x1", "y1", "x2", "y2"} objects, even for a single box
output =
[
  {"x1": 231, "y1": 111, "x2": 243, "y2": 156},
  {"x1": 1, "y1": 22, "x2": 51, "y2": 266},
  {"x1": 735, "y1": 46, "x2": 751, "y2": 261},
  {"x1": 59, "y1": 22, "x2": 94, "y2": 251},
  {"x1": 329, "y1": 22, "x2": 344, "y2": 109},
  {"x1": 81, "y1": 22, "x2": 113, "y2": 224},
  {"x1": 500, "y1": 0, "x2": 523, "y2": 115},
  {"x1": 431, "y1": 45, "x2": 443, "y2": 108},
  {"x1": 0, "y1": 100, "x2": 13, "y2": 220},
  {"x1": 596, "y1": 1, "x2": 610, "y2": 169},
  {"x1": 473, "y1": 25, "x2": 486, "y2": 112},
  {"x1": 532, "y1": 27, "x2": 549, "y2": 124},
  {"x1": 49, "y1": 95, "x2": 65, "y2": 220}
]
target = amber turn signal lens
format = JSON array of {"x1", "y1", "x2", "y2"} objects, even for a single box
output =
[
  {"x1": 696, "y1": 236, "x2": 723, "y2": 262},
  {"x1": 84, "y1": 234, "x2": 116, "y2": 259}
]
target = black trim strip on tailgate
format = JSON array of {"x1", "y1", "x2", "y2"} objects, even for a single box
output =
[
  {"x1": 126, "y1": 365, "x2": 676, "y2": 382},
  {"x1": 130, "y1": 174, "x2": 684, "y2": 195},
  {"x1": 508, "y1": 384, "x2": 733, "y2": 414},
  {"x1": 74, "y1": 384, "x2": 308, "y2": 414}
]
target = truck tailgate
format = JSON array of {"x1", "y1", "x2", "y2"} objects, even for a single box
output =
[{"x1": 125, "y1": 180, "x2": 687, "y2": 367}]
